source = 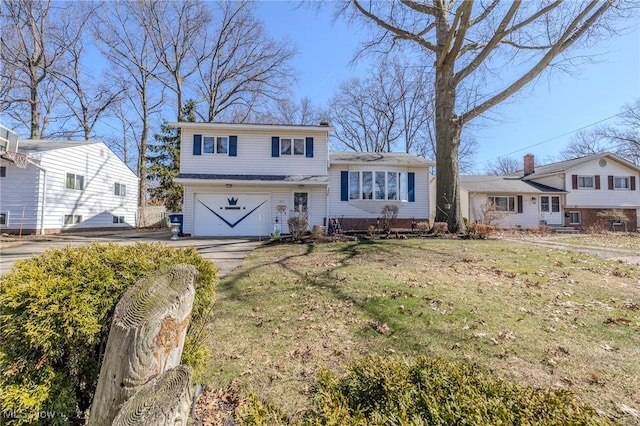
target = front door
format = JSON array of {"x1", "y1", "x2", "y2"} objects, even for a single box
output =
[{"x1": 540, "y1": 195, "x2": 562, "y2": 225}]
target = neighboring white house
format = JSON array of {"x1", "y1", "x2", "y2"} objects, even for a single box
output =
[
  {"x1": 172, "y1": 122, "x2": 435, "y2": 237},
  {"x1": 0, "y1": 139, "x2": 139, "y2": 234},
  {"x1": 431, "y1": 153, "x2": 640, "y2": 231}
]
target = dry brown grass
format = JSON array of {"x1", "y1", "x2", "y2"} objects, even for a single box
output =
[{"x1": 203, "y1": 238, "x2": 640, "y2": 425}]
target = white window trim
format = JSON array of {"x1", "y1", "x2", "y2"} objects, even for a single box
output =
[
  {"x1": 63, "y1": 214, "x2": 83, "y2": 226},
  {"x1": 280, "y1": 137, "x2": 305, "y2": 156},
  {"x1": 114, "y1": 182, "x2": 127, "y2": 197},
  {"x1": 577, "y1": 175, "x2": 594, "y2": 189},
  {"x1": 202, "y1": 135, "x2": 229, "y2": 155},
  {"x1": 613, "y1": 176, "x2": 629, "y2": 190},
  {"x1": 349, "y1": 171, "x2": 406, "y2": 201},
  {"x1": 488, "y1": 196, "x2": 516, "y2": 213},
  {"x1": 66, "y1": 172, "x2": 85, "y2": 191},
  {"x1": 568, "y1": 211, "x2": 580, "y2": 225}
]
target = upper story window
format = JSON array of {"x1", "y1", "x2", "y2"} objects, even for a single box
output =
[
  {"x1": 193, "y1": 134, "x2": 237, "y2": 157},
  {"x1": 66, "y1": 173, "x2": 84, "y2": 190},
  {"x1": 114, "y1": 183, "x2": 127, "y2": 197},
  {"x1": 578, "y1": 176, "x2": 594, "y2": 188},
  {"x1": 614, "y1": 177, "x2": 629, "y2": 189},
  {"x1": 203, "y1": 136, "x2": 228, "y2": 154},
  {"x1": 271, "y1": 136, "x2": 313, "y2": 158},
  {"x1": 280, "y1": 138, "x2": 305, "y2": 156},
  {"x1": 488, "y1": 196, "x2": 515, "y2": 212}
]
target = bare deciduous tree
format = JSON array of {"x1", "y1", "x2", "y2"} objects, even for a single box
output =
[
  {"x1": 142, "y1": 0, "x2": 211, "y2": 121},
  {"x1": 93, "y1": 1, "x2": 164, "y2": 207},
  {"x1": 259, "y1": 97, "x2": 324, "y2": 125},
  {"x1": 561, "y1": 99, "x2": 640, "y2": 165},
  {"x1": 344, "y1": 0, "x2": 630, "y2": 232},
  {"x1": 55, "y1": 2, "x2": 123, "y2": 140},
  {"x1": 483, "y1": 156, "x2": 521, "y2": 175},
  {"x1": 194, "y1": 0, "x2": 297, "y2": 122},
  {"x1": 1, "y1": 0, "x2": 67, "y2": 138}
]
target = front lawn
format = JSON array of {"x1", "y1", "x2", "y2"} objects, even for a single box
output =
[{"x1": 204, "y1": 238, "x2": 640, "y2": 425}]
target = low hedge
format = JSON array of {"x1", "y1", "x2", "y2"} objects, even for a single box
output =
[
  {"x1": 242, "y1": 355, "x2": 617, "y2": 425},
  {"x1": 0, "y1": 242, "x2": 217, "y2": 425}
]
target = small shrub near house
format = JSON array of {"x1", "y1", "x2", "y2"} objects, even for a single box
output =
[
  {"x1": 380, "y1": 205, "x2": 399, "y2": 233},
  {"x1": 431, "y1": 221, "x2": 449, "y2": 235},
  {"x1": 416, "y1": 221, "x2": 430, "y2": 235},
  {"x1": 466, "y1": 223, "x2": 496, "y2": 239},
  {"x1": 288, "y1": 215, "x2": 309, "y2": 239},
  {"x1": 241, "y1": 356, "x2": 616, "y2": 425},
  {"x1": 0, "y1": 242, "x2": 217, "y2": 425}
]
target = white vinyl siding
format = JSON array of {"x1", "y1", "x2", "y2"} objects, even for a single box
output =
[
  {"x1": 565, "y1": 159, "x2": 640, "y2": 209},
  {"x1": 181, "y1": 128, "x2": 329, "y2": 177},
  {"x1": 328, "y1": 166, "x2": 429, "y2": 220}
]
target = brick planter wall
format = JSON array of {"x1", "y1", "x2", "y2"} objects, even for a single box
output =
[
  {"x1": 336, "y1": 217, "x2": 430, "y2": 232},
  {"x1": 563, "y1": 208, "x2": 637, "y2": 232}
]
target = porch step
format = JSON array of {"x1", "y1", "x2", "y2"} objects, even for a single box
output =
[{"x1": 550, "y1": 226, "x2": 580, "y2": 234}]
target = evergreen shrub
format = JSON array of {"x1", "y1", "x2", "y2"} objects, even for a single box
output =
[
  {"x1": 241, "y1": 356, "x2": 616, "y2": 425},
  {"x1": 0, "y1": 242, "x2": 217, "y2": 425}
]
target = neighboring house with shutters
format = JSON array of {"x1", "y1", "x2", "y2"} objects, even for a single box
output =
[
  {"x1": 0, "y1": 139, "x2": 139, "y2": 234},
  {"x1": 172, "y1": 122, "x2": 435, "y2": 237},
  {"x1": 439, "y1": 153, "x2": 640, "y2": 231}
]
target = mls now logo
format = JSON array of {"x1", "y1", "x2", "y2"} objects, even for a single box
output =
[{"x1": 227, "y1": 197, "x2": 238, "y2": 206}]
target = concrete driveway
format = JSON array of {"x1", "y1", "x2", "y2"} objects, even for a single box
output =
[{"x1": 0, "y1": 230, "x2": 262, "y2": 277}]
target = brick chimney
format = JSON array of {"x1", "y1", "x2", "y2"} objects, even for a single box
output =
[{"x1": 523, "y1": 153, "x2": 535, "y2": 176}]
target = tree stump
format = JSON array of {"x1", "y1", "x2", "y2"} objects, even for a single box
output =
[
  {"x1": 112, "y1": 365, "x2": 192, "y2": 426},
  {"x1": 88, "y1": 264, "x2": 198, "y2": 426}
]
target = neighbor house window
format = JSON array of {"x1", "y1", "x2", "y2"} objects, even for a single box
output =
[
  {"x1": 114, "y1": 182, "x2": 127, "y2": 196},
  {"x1": 577, "y1": 176, "x2": 594, "y2": 188},
  {"x1": 280, "y1": 138, "x2": 304, "y2": 156},
  {"x1": 614, "y1": 177, "x2": 629, "y2": 189},
  {"x1": 203, "y1": 136, "x2": 228, "y2": 154},
  {"x1": 0, "y1": 212, "x2": 7, "y2": 226},
  {"x1": 488, "y1": 196, "x2": 515, "y2": 212},
  {"x1": 64, "y1": 214, "x2": 82, "y2": 225},
  {"x1": 0, "y1": 166, "x2": 6, "y2": 177},
  {"x1": 66, "y1": 173, "x2": 84, "y2": 190},
  {"x1": 568, "y1": 212, "x2": 580, "y2": 225},
  {"x1": 113, "y1": 215, "x2": 125, "y2": 224}
]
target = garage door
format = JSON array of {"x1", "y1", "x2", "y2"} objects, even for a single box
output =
[{"x1": 194, "y1": 193, "x2": 271, "y2": 237}]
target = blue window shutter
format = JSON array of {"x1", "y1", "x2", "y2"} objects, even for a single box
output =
[
  {"x1": 229, "y1": 135, "x2": 237, "y2": 156},
  {"x1": 193, "y1": 134, "x2": 202, "y2": 156},
  {"x1": 305, "y1": 137, "x2": 314, "y2": 158},
  {"x1": 408, "y1": 172, "x2": 415, "y2": 202},
  {"x1": 340, "y1": 171, "x2": 348, "y2": 201},
  {"x1": 271, "y1": 137, "x2": 280, "y2": 157}
]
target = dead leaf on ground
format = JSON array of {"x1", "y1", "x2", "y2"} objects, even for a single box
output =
[{"x1": 604, "y1": 317, "x2": 632, "y2": 325}]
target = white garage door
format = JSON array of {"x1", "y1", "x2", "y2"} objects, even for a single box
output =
[{"x1": 194, "y1": 193, "x2": 271, "y2": 237}]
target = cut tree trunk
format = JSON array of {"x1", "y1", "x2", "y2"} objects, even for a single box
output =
[
  {"x1": 112, "y1": 365, "x2": 193, "y2": 426},
  {"x1": 88, "y1": 264, "x2": 198, "y2": 426}
]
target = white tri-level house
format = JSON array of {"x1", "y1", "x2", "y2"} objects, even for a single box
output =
[
  {"x1": 0, "y1": 125, "x2": 139, "y2": 234},
  {"x1": 172, "y1": 122, "x2": 434, "y2": 237},
  {"x1": 443, "y1": 153, "x2": 640, "y2": 231}
]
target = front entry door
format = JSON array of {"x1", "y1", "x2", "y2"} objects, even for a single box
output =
[{"x1": 540, "y1": 196, "x2": 562, "y2": 225}]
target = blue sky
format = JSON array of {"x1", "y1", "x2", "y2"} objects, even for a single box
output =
[{"x1": 256, "y1": 2, "x2": 640, "y2": 171}]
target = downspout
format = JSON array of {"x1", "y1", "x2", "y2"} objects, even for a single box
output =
[{"x1": 26, "y1": 158, "x2": 47, "y2": 235}]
